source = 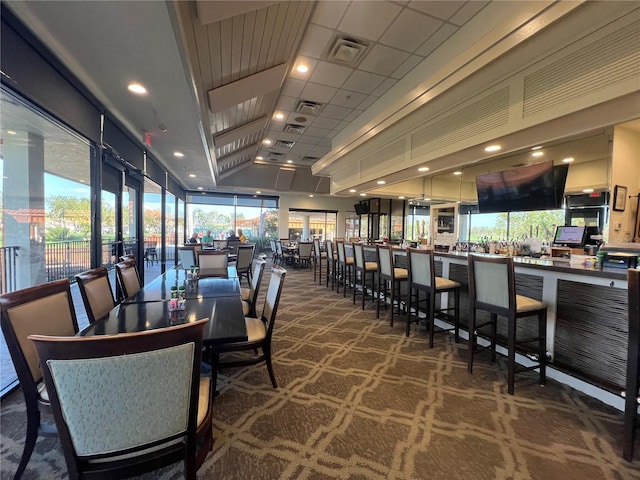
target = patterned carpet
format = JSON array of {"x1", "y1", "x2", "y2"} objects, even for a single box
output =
[{"x1": 1, "y1": 263, "x2": 639, "y2": 479}]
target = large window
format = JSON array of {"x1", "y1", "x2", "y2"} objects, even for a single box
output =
[
  {"x1": 288, "y1": 210, "x2": 337, "y2": 243},
  {"x1": 1, "y1": 88, "x2": 92, "y2": 393}
]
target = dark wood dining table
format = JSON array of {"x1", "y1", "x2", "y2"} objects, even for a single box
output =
[{"x1": 79, "y1": 267, "x2": 248, "y2": 348}]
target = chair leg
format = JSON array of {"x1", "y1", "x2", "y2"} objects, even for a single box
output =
[
  {"x1": 507, "y1": 316, "x2": 516, "y2": 395},
  {"x1": 15, "y1": 406, "x2": 40, "y2": 480},
  {"x1": 353, "y1": 270, "x2": 358, "y2": 305},
  {"x1": 490, "y1": 313, "x2": 498, "y2": 363},
  {"x1": 264, "y1": 345, "x2": 277, "y2": 388},
  {"x1": 390, "y1": 281, "x2": 396, "y2": 327},
  {"x1": 539, "y1": 311, "x2": 547, "y2": 386},
  {"x1": 406, "y1": 288, "x2": 413, "y2": 337},
  {"x1": 428, "y1": 291, "x2": 436, "y2": 348},
  {"x1": 453, "y1": 289, "x2": 460, "y2": 343},
  {"x1": 468, "y1": 309, "x2": 477, "y2": 374}
]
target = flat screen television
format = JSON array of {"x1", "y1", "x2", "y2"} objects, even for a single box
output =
[
  {"x1": 354, "y1": 202, "x2": 369, "y2": 215},
  {"x1": 553, "y1": 225, "x2": 586, "y2": 246},
  {"x1": 476, "y1": 160, "x2": 564, "y2": 213}
]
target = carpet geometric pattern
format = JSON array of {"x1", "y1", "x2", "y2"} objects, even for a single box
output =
[{"x1": 2, "y1": 262, "x2": 639, "y2": 479}]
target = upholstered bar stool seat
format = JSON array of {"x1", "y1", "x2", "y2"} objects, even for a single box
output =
[{"x1": 467, "y1": 254, "x2": 547, "y2": 395}]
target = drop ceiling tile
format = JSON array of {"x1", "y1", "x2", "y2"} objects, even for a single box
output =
[
  {"x1": 298, "y1": 24, "x2": 334, "y2": 59},
  {"x1": 336, "y1": 120, "x2": 350, "y2": 130},
  {"x1": 290, "y1": 57, "x2": 318, "y2": 80},
  {"x1": 381, "y1": 9, "x2": 443, "y2": 52},
  {"x1": 310, "y1": 61, "x2": 353, "y2": 88},
  {"x1": 305, "y1": 126, "x2": 332, "y2": 137},
  {"x1": 450, "y1": 1, "x2": 489, "y2": 26},
  {"x1": 371, "y1": 78, "x2": 397, "y2": 97},
  {"x1": 312, "y1": 117, "x2": 340, "y2": 129},
  {"x1": 330, "y1": 90, "x2": 366, "y2": 109},
  {"x1": 285, "y1": 113, "x2": 313, "y2": 125},
  {"x1": 357, "y1": 95, "x2": 378, "y2": 110},
  {"x1": 320, "y1": 104, "x2": 352, "y2": 120},
  {"x1": 359, "y1": 44, "x2": 409, "y2": 76},
  {"x1": 342, "y1": 70, "x2": 386, "y2": 95},
  {"x1": 276, "y1": 95, "x2": 296, "y2": 112},
  {"x1": 344, "y1": 109, "x2": 364, "y2": 122},
  {"x1": 282, "y1": 79, "x2": 306, "y2": 98},
  {"x1": 325, "y1": 130, "x2": 338, "y2": 139},
  {"x1": 339, "y1": 1, "x2": 402, "y2": 42},
  {"x1": 301, "y1": 82, "x2": 338, "y2": 104},
  {"x1": 415, "y1": 23, "x2": 458, "y2": 57},
  {"x1": 311, "y1": 0, "x2": 349, "y2": 29},
  {"x1": 408, "y1": 1, "x2": 465, "y2": 21},
  {"x1": 391, "y1": 53, "x2": 423, "y2": 79}
]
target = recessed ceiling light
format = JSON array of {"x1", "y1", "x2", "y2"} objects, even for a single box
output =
[
  {"x1": 197, "y1": 187, "x2": 203, "y2": 190},
  {"x1": 309, "y1": 194, "x2": 314, "y2": 198},
  {"x1": 256, "y1": 190, "x2": 261, "y2": 194},
  {"x1": 531, "y1": 145, "x2": 543, "y2": 150},
  {"x1": 201, "y1": 192, "x2": 206, "y2": 195},
  {"x1": 189, "y1": 174, "x2": 196, "y2": 178},
  {"x1": 377, "y1": 180, "x2": 386, "y2": 185},
  {"x1": 127, "y1": 82, "x2": 147, "y2": 95},
  {"x1": 360, "y1": 193, "x2": 367, "y2": 197},
  {"x1": 256, "y1": 156, "x2": 264, "y2": 160},
  {"x1": 562, "y1": 157, "x2": 574, "y2": 163},
  {"x1": 453, "y1": 171, "x2": 462, "y2": 176},
  {"x1": 349, "y1": 189, "x2": 356, "y2": 193},
  {"x1": 296, "y1": 64, "x2": 309, "y2": 73},
  {"x1": 7, "y1": 130, "x2": 16, "y2": 135},
  {"x1": 174, "y1": 151, "x2": 184, "y2": 158},
  {"x1": 418, "y1": 167, "x2": 429, "y2": 172},
  {"x1": 274, "y1": 113, "x2": 284, "y2": 120},
  {"x1": 532, "y1": 151, "x2": 544, "y2": 157},
  {"x1": 286, "y1": 160, "x2": 293, "y2": 164},
  {"x1": 582, "y1": 188, "x2": 594, "y2": 193},
  {"x1": 263, "y1": 139, "x2": 272, "y2": 145},
  {"x1": 398, "y1": 196, "x2": 405, "y2": 199},
  {"x1": 484, "y1": 145, "x2": 501, "y2": 152},
  {"x1": 424, "y1": 197, "x2": 431, "y2": 201}
]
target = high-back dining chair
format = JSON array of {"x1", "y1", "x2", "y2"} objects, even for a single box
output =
[
  {"x1": 406, "y1": 247, "x2": 460, "y2": 342},
  {"x1": 214, "y1": 266, "x2": 287, "y2": 391},
  {"x1": 376, "y1": 245, "x2": 408, "y2": 326},
  {"x1": 197, "y1": 250, "x2": 229, "y2": 274},
  {"x1": 235, "y1": 244, "x2": 255, "y2": 286},
  {"x1": 75, "y1": 267, "x2": 117, "y2": 324},
  {"x1": 0, "y1": 279, "x2": 79, "y2": 480},
  {"x1": 313, "y1": 238, "x2": 326, "y2": 285},
  {"x1": 467, "y1": 254, "x2": 547, "y2": 395},
  {"x1": 227, "y1": 239, "x2": 241, "y2": 255},
  {"x1": 325, "y1": 240, "x2": 337, "y2": 290},
  {"x1": 352, "y1": 243, "x2": 377, "y2": 310},
  {"x1": 115, "y1": 258, "x2": 142, "y2": 299},
  {"x1": 295, "y1": 242, "x2": 314, "y2": 270},
  {"x1": 178, "y1": 246, "x2": 198, "y2": 268},
  {"x1": 335, "y1": 241, "x2": 354, "y2": 297},
  {"x1": 241, "y1": 259, "x2": 267, "y2": 318},
  {"x1": 29, "y1": 318, "x2": 210, "y2": 480}
]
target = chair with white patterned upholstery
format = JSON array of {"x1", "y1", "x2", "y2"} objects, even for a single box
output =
[{"x1": 29, "y1": 318, "x2": 211, "y2": 480}]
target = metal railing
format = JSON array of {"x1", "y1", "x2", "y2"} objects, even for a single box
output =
[
  {"x1": 0, "y1": 246, "x2": 20, "y2": 294},
  {"x1": 45, "y1": 240, "x2": 92, "y2": 282}
]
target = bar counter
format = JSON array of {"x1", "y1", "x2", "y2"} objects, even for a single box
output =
[{"x1": 424, "y1": 251, "x2": 629, "y2": 395}]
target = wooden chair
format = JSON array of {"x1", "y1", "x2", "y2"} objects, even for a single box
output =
[
  {"x1": 275, "y1": 241, "x2": 293, "y2": 266},
  {"x1": 313, "y1": 238, "x2": 327, "y2": 285},
  {"x1": 467, "y1": 254, "x2": 547, "y2": 395},
  {"x1": 235, "y1": 244, "x2": 255, "y2": 286},
  {"x1": 28, "y1": 318, "x2": 211, "y2": 480},
  {"x1": 178, "y1": 246, "x2": 198, "y2": 269},
  {"x1": 376, "y1": 245, "x2": 408, "y2": 326},
  {"x1": 335, "y1": 241, "x2": 354, "y2": 298},
  {"x1": 241, "y1": 259, "x2": 267, "y2": 318},
  {"x1": 213, "y1": 267, "x2": 287, "y2": 391},
  {"x1": 325, "y1": 240, "x2": 337, "y2": 290},
  {"x1": 115, "y1": 258, "x2": 142, "y2": 299},
  {"x1": 75, "y1": 267, "x2": 117, "y2": 324},
  {"x1": 352, "y1": 243, "x2": 377, "y2": 310},
  {"x1": 0, "y1": 279, "x2": 79, "y2": 480},
  {"x1": 227, "y1": 239, "x2": 240, "y2": 255},
  {"x1": 624, "y1": 268, "x2": 640, "y2": 461},
  {"x1": 197, "y1": 250, "x2": 228, "y2": 272},
  {"x1": 406, "y1": 247, "x2": 460, "y2": 343},
  {"x1": 295, "y1": 242, "x2": 314, "y2": 270}
]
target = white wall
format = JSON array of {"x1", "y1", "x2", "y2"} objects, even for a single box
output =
[{"x1": 610, "y1": 124, "x2": 640, "y2": 242}]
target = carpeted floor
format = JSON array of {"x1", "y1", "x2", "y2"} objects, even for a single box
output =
[{"x1": 2, "y1": 263, "x2": 640, "y2": 479}]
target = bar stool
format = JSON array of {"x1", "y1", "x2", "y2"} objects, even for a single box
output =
[
  {"x1": 406, "y1": 247, "x2": 461, "y2": 343},
  {"x1": 352, "y1": 243, "x2": 377, "y2": 310},
  {"x1": 325, "y1": 240, "x2": 337, "y2": 290},
  {"x1": 313, "y1": 238, "x2": 326, "y2": 285},
  {"x1": 467, "y1": 254, "x2": 547, "y2": 395},
  {"x1": 335, "y1": 241, "x2": 354, "y2": 297},
  {"x1": 623, "y1": 268, "x2": 640, "y2": 461},
  {"x1": 376, "y1": 245, "x2": 408, "y2": 327}
]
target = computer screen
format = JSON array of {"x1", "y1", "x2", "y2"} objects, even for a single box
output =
[{"x1": 553, "y1": 226, "x2": 586, "y2": 246}]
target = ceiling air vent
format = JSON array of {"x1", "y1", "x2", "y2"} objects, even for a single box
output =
[
  {"x1": 284, "y1": 124, "x2": 306, "y2": 134},
  {"x1": 325, "y1": 35, "x2": 370, "y2": 67},
  {"x1": 268, "y1": 151, "x2": 285, "y2": 160},
  {"x1": 296, "y1": 100, "x2": 323, "y2": 116},
  {"x1": 275, "y1": 140, "x2": 295, "y2": 148},
  {"x1": 301, "y1": 156, "x2": 319, "y2": 164}
]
